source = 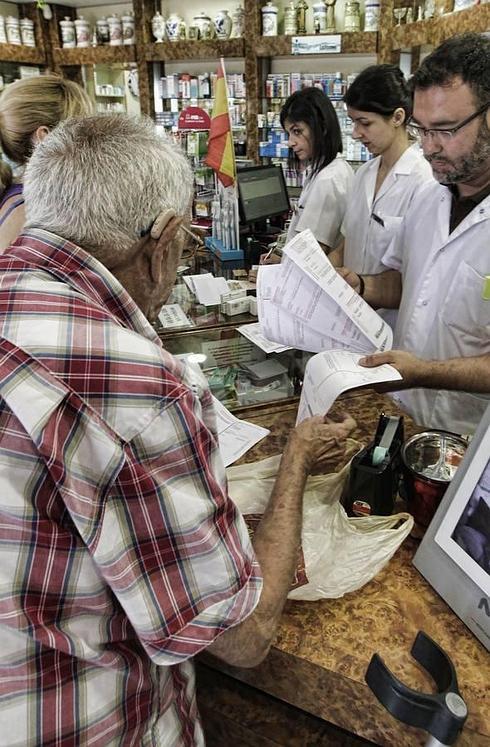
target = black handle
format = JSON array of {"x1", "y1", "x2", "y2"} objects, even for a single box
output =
[{"x1": 365, "y1": 631, "x2": 467, "y2": 745}]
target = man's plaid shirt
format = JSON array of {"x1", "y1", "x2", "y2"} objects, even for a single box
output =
[{"x1": 0, "y1": 229, "x2": 262, "y2": 746}]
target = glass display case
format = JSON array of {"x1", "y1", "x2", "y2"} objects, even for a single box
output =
[{"x1": 157, "y1": 319, "x2": 304, "y2": 412}]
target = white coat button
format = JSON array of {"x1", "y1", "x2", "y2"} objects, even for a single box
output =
[{"x1": 422, "y1": 300, "x2": 428, "y2": 306}]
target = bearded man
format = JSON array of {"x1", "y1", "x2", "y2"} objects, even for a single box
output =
[{"x1": 339, "y1": 32, "x2": 490, "y2": 434}]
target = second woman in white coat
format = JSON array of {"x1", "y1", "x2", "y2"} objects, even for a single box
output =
[
  {"x1": 281, "y1": 87, "x2": 354, "y2": 253},
  {"x1": 330, "y1": 64, "x2": 433, "y2": 274}
]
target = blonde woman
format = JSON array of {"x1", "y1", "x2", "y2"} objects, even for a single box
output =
[{"x1": 0, "y1": 74, "x2": 92, "y2": 251}]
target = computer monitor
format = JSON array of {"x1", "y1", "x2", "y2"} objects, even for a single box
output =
[
  {"x1": 413, "y1": 404, "x2": 490, "y2": 651},
  {"x1": 237, "y1": 164, "x2": 290, "y2": 225}
]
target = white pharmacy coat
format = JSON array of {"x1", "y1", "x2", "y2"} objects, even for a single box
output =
[
  {"x1": 287, "y1": 156, "x2": 354, "y2": 250},
  {"x1": 342, "y1": 144, "x2": 433, "y2": 274},
  {"x1": 382, "y1": 181, "x2": 490, "y2": 434}
]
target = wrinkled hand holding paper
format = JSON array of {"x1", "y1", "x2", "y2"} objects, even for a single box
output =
[{"x1": 257, "y1": 229, "x2": 393, "y2": 354}]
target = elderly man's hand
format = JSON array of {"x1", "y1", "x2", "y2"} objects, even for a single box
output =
[
  {"x1": 287, "y1": 412, "x2": 356, "y2": 474},
  {"x1": 336, "y1": 266, "x2": 362, "y2": 293},
  {"x1": 359, "y1": 349, "x2": 425, "y2": 390}
]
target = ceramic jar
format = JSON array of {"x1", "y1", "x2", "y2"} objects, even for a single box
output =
[
  {"x1": 166, "y1": 14, "x2": 186, "y2": 42},
  {"x1": 74, "y1": 16, "x2": 90, "y2": 48},
  {"x1": 424, "y1": 0, "x2": 435, "y2": 18},
  {"x1": 96, "y1": 17, "x2": 110, "y2": 45},
  {"x1": 6, "y1": 16, "x2": 21, "y2": 45},
  {"x1": 364, "y1": 0, "x2": 380, "y2": 30},
  {"x1": 59, "y1": 17, "x2": 75, "y2": 48},
  {"x1": 214, "y1": 9, "x2": 232, "y2": 39},
  {"x1": 296, "y1": 0, "x2": 309, "y2": 34},
  {"x1": 151, "y1": 12, "x2": 165, "y2": 42},
  {"x1": 261, "y1": 1, "x2": 278, "y2": 36},
  {"x1": 312, "y1": 1, "x2": 328, "y2": 32},
  {"x1": 284, "y1": 1, "x2": 297, "y2": 34},
  {"x1": 192, "y1": 12, "x2": 214, "y2": 40},
  {"x1": 107, "y1": 14, "x2": 122, "y2": 46},
  {"x1": 231, "y1": 5, "x2": 245, "y2": 38},
  {"x1": 20, "y1": 17, "x2": 35, "y2": 47},
  {"x1": 344, "y1": 0, "x2": 361, "y2": 31},
  {"x1": 121, "y1": 12, "x2": 135, "y2": 45}
]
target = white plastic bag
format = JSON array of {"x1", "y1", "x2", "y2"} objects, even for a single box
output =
[{"x1": 226, "y1": 449, "x2": 413, "y2": 600}]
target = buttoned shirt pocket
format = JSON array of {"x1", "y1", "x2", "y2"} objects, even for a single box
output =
[{"x1": 441, "y1": 261, "x2": 490, "y2": 338}]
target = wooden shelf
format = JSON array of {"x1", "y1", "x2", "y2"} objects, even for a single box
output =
[
  {"x1": 390, "y1": 4, "x2": 490, "y2": 50},
  {"x1": 52, "y1": 46, "x2": 136, "y2": 66},
  {"x1": 144, "y1": 38, "x2": 245, "y2": 61},
  {"x1": 255, "y1": 32, "x2": 377, "y2": 57},
  {"x1": 0, "y1": 43, "x2": 46, "y2": 64}
]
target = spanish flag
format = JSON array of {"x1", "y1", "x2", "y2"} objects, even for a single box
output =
[{"x1": 204, "y1": 59, "x2": 236, "y2": 187}]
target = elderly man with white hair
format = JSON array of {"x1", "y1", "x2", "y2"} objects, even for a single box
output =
[{"x1": 0, "y1": 114, "x2": 354, "y2": 746}]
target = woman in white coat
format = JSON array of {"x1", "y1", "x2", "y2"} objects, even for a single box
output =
[
  {"x1": 280, "y1": 87, "x2": 354, "y2": 253},
  {"x1": 329, "y1": 64, "x2": 433, "y2": 274}
]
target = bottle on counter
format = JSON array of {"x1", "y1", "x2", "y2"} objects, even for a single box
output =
[{"x1": 0, "y1": 16, "x2": 6, "y2": 44}]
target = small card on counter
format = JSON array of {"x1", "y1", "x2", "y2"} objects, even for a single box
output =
[{"x1": 158, "y1": 303, "x2": 194, "y2": 329}]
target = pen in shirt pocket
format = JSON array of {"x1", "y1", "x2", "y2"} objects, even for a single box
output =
[{"x1": 371, "y1": 212, "x2": 385, "y2": 227}]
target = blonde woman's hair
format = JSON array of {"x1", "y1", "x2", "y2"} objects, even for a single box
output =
[{"x1": 0, "y1": 74, "x2": 93, "y2": 194}]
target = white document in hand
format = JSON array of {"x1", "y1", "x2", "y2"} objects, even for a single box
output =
[
  {"x1": 257, "y1": 230, "x2": 393, "y2": 353},
  {"x1": 258, "y1": 263, "x2": 373, "y2": 353},
  {"x1": 211, "y1": 396, "x2": 270, "y2": 466},
  {"x1": 296, "y1": 350, "x2": 403, "y2": 423}
]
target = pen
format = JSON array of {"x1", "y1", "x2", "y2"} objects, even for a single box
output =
[{"x1": 262, "y1": 245, "x2": 275, "y2": 262}]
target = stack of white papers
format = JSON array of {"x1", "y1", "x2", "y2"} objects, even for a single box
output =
[
  {"x1": 183, "y1": 273, "x2": 230, "y2": 306},
  {"x1": 237, "y1": 322, "x2": 292, "y2": 354},
  {"x1": 257, "y1": 229, "x2": 393, "y2": 354},
  {"x1": 212, "y1": 396, "x2": 270, "y2": 466}
]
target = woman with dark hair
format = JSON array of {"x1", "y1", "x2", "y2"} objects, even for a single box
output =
[
  {"x1": 329, "y1": 64, "x2": 433, "y2": 278},
  {"x1": 280, "y1": 86, "x2": 353, "y2": 253}
]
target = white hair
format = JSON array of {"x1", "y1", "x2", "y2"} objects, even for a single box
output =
[{"x1": 23, "y1": 114, "x2": 194, "y2": 261}]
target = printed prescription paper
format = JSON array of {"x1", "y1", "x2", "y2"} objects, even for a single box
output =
[
  {"x1": 296, "y1": 350, "x2": 402, "y2": 424},
  {"x1": 257, "y1": 229, "x2": 393, "y2": 354},
  {"x1": 212, "y1": 396, "x2": 270, "y2": 465}
]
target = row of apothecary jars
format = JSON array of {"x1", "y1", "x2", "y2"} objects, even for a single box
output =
[
  {"x1": 0, "y1": 16, "x2": 36, "y2": 46},
  {"x1": 151, "y1": 7, "x2": 245, "y2": 42},
  {"x1": 59, "y1": 14, "x2": 136, "y2": 48},
  {"x1": 262, "y1": 1, "x2": 380, "y2": 35}
]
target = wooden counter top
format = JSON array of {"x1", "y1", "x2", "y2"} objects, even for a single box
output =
[{"x1": 198, "y1": 390, "x2": 490, "y2": 746}]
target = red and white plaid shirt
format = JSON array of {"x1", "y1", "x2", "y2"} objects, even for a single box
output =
[{"x1": 0, "y1": 229, "x2": 262, "y2": 746}]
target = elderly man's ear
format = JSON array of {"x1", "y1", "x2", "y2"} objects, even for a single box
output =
[{"x1": 148, "y1": 213, "x2": 182, "y2": 284}]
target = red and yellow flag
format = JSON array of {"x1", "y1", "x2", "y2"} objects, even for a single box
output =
[{"x1": 204, "y1": 60, "x2": 236, "y2": 187}]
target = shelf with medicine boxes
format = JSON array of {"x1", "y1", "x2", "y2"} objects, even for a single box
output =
[{"x1": 157, "y1": 317, "x2": 302, "y2": 413}]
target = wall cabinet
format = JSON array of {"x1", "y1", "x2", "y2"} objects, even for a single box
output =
[{"x1": 0, "y1": 0, "x2": 488, "y2": 162}]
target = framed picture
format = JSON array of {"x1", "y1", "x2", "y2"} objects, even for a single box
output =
[{"x1": 413, "y1": 405, "x2": 490, "y2": 651}]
